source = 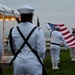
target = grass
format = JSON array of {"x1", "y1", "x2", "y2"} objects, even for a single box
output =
[
  {"x1": 1, "y1": 66, "x2": 13, "y2": 75},
  {"x1": 1, "y1": 49, "x2": 75, "y2": 75},
  {"x1": 44, "y1": 49, "x2": 75, "y2": 75}
]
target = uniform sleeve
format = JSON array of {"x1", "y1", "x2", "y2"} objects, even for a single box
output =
[
  {"x1": 8, "y1": 35, "x2": 16, "y2": 55},
  {"x1": 45, "y1": 23, "x2": 52, "y2": 33},
  {"x1": 8, "y1": 28, "x2": 16, "y2": 54},
  {"x1": 36, "y1": 28, "x2": 46, "y2": 60},
  {"x1": 60, "y1": 34, "x2": 69, "y2": 48}
]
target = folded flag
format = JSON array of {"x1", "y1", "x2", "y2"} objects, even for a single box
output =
[{"x1": 46, "y1": 22, "x2": 75, "y2": 48}]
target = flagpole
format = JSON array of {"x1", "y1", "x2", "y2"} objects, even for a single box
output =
[{"x1": 37, "y1": 17, "x2": 40, "y2": 27}]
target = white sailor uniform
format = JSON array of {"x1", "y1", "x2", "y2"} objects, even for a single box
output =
[
  {"x1": 8, "y1": 5, "x2": 46, "y2": 75},
  {"x1": 9, "y1": 22, "x2": 46, "y2": 75},
  {"x1": 70, "y1": 29, "x2": 75, "y2": 61},
  {"x1": 46, "y1": 24, "x2": 69, "y2": 69}
]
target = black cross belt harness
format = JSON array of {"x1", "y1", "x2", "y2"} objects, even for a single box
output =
[
  {"x1": 9, "y1": 26, "x2": 37, "y2": 65},
  {"x1": 9, "y1": 26, "x2": 48, "y2": 75}
]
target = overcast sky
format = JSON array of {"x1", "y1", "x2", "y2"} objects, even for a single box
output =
[{"x1": 0, "y1": 0, "x2": 75, "y2": 36}]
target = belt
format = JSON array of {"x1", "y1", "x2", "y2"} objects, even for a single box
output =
[{"x1": 51, "y1": 43, "x2": 60, "y2": 46}]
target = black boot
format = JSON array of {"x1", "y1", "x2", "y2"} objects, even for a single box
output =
[{"x1": 0, "y1": 66, "x2": 3, "y2": 74}]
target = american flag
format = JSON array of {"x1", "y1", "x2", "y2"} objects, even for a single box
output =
[{"x1": 47, "y1": 22, "x2": 75, "y2": 48}]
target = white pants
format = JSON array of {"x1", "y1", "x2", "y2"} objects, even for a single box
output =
[
  {"x1": 70, "y1": 48, "x2": 75, "y2": 58},
  {"x1": 50, "y1": 45, "x2": 60, "y2": 63},
  {"x1": 13, "y1": 58, "x2": 42, "y2": 75}
]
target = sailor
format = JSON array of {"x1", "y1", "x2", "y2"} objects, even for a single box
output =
[
  {"x1": 8, "y1": 5, "x2": 46, "y2": 75},
  {"x1": 46, "y1": 24, "x2": 69, "y2": 69},
  {"x1": 70, "y1": 28, "x2": 75, "y2": 61}
]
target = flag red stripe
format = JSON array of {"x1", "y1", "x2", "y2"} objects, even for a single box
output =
[
  {"x1": 69, "y1": 43, "x2": 75, "y2": 46},
  {"x1": 66, "y1": 38, "x2": 75, "y2": 43},
  {"x1": 64, "y1": 34, "x2": 73, "y2": 40},
  {"x1": 55, "y1": 24, "x2": 64, "y2": 27},
  {"x1": 60, "y1": 27, "x2": 67, "y2": 31},
  {"x1": 62, "y1": 31, "x2": 70, "y2": 35}
]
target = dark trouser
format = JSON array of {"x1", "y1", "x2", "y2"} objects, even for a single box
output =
[{"x1": 0, "y1": 65, "x2": 2, "y2": 74}]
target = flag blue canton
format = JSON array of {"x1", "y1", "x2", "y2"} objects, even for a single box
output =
[{"x1": 48, "y1": 22, "x2": 56, "y2": 31}]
